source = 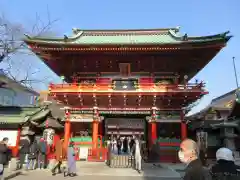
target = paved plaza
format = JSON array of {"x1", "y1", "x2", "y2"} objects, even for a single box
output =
[
  {"x1": 12, "y1": 162, "x2": 183, "y2": 180},
  {"x1": 14, "y1": 173, "x2": 182, "y2": 180}
]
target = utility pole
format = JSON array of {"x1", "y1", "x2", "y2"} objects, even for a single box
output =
[{"x1": 233, "y1": 57, "x2": 239, "y2": 88}]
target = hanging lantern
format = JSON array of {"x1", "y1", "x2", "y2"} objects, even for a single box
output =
[{"x1": 43, "y1": 128, "x2": 55, "y2": 145}]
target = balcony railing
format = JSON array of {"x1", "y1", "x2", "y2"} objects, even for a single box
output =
[{"x1": 49, "y1": 82, "x2": 206, "y2": 93}]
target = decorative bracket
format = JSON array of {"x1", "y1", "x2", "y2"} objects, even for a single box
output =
[
  {"x1": 150, "y1": 107, "x2": 157, "y2": 122},
  {"x1": 93, "y1": 107, "x2": 100, "y2": 122}
]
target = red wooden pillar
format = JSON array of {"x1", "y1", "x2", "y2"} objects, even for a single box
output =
[
  {"x1": 13, "y1": 127, "x2": 21, "y2": 157},
  {"x1": 151, "y1": 122, "x2": 157, "y2": 144},
  {"x1": 64, "y1": 110, "x2": 71, "y2": 150},
  {"x1": 181, "y1": 111, "x2": 187, "y2": 140},
  {"x1": 92, "y1": 107, "x2": 99, "y2": 149},
  {"x1": 150, "y1": 107, "x2": 157, "y2": 144},
  {"x1": 92, "y1": 121, "x2": 99, "y2": 149}
]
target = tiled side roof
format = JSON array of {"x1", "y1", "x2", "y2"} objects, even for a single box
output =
[{"x1": 23, "y1": 27, "x2": 232, "y2": 45}]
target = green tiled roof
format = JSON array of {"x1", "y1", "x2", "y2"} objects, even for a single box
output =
[
  {"x1": 0, "y1": 106, "x2": 50, "y2": 124},
  {"x1": 24, "y1": 27, "x2": 232, "y2": 45}
]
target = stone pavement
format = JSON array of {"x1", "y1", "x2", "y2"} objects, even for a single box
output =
[
  {"x1": 12, "y1": 162, "x2": 182, "y2": 180},
  {"x1": 76, "y1": 162, "x2": 181, "y2": 178},
  {"x1": 14, "y1": 171, "x2": 182, "y2": 180}
]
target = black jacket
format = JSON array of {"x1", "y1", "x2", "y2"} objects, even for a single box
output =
[
  {"x1": 210, "y1": 160, "x2": 240, "y2": 180},
  {"x1": 28, "y1": 141, "x2": 38, "y2": 159},
  {"x1": 0, "y1": 143, "x2": 9, "y2": 165},
  {"x1": 184, "y1": 159, "x2": 212, "y2": 180},
  {"x1": 19, "y1": 139, "x2": 30, "y2": 154}
]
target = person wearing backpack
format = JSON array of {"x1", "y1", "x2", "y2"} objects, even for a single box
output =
[
  {"x1": 27, "y1": 139, "x2": 38, "y2": 170},
  {"x1": 37, "y1": 138, "x2": 47, "y2": 169}
]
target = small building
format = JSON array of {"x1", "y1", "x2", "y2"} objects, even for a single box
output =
[
  {"x1": 0, "y1": 70, "x2": 39, "y2": 106},
  {"x1": 187, "y1": 89, "x2": 240, "y2": 159}
]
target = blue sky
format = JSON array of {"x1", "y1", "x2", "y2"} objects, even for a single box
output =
[{"x1": 0, "y1": 0, "x2": 239, "y2": 114}]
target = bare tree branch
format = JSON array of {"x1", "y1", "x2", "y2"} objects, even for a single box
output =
[{"x1": 0, "y1": 9, "x2": 59, "y2": 88}]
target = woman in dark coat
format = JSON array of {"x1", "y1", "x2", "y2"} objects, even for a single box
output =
[{"x1": 210, "y1": 147, "x2": 240, "y2": 179}]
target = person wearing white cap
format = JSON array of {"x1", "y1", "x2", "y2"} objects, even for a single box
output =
[{"x1": 211, "y1": 147, "x2": 240, "y2": 177}]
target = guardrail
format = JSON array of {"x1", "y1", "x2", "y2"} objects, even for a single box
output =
[{"x1": 49, "y1": 82, "x2": 205, "y2": 92}]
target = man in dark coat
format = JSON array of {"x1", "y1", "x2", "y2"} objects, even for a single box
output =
[
  {"x1": 0, "y1": 137, "x2": 10, "y2": 179},
  {"x1": 178, "y1": 139, "x2": 211, "y2": 180}
]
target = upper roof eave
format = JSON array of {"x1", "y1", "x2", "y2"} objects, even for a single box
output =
[{"x1": 23, "y1": 28, "x2": 232, "y2": 46}]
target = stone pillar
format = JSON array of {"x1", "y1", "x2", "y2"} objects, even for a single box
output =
[
  {"x1": 64, "y1": 110, "x2": 71, "y2": 150},
  {"x1": 92, "y1": 107, "x2": 100, "y2": 149},
  {"x1": 180, "y1": 111, "x2": 187, "y2": 140}
]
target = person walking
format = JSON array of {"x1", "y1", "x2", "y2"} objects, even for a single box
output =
[
  {"x1": 27, "y1": 139, "x2": 38, "y2": 170},
  {"x1": 51, "y1": 139, "x2": 64, "y2": 176},
  {"x1": 66, "y1": 141, "x2": 77, "y2": 177},
  {"x1": 178, "y1": 139, "x2": 211, "y2": 180},
  {"x1": 18, "y1": 137, "x2": 30, "y2": 170},
  {"x1": 134, "y1": 138, "x2": 142, "y2": 173},
  {"x1": 112, "y1": 137, "x2": 117, "y2": 154},
  {"x1": 116, "y1": 137, "x2": 122, "y2": 155},
  {"x1": 129, "y1": 136, "x2": 135, "y2": 155},
  {"x1": 123, "y1": 137, "x2": 128, "y2": 154},
  {"x1": 37, "y1": 138, "x2": 47, "y2": 169},
  {"x1": 0, "y1": 138, "x2": 10, "y2": 180},
  {"x1": 210, "y1": 147, "x2": 240, "y2": 179}
]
